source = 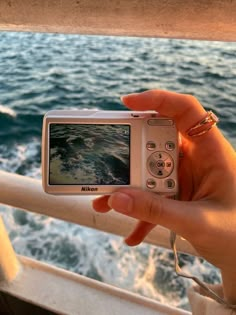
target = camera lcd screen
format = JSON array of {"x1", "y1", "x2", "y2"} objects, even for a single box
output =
[{"x1": 49, "y1": 124, "x2": 130, "y2": 185}]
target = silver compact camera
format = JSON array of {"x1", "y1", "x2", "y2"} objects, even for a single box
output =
[{"x1": 42, "y1": 110, "x2": 179, "y2": 196}]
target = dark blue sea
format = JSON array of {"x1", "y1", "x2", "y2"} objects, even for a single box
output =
[{"x1": 0, "y1": 32, "x2": 235, "y2": 310}]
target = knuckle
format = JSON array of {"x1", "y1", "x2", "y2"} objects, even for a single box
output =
[
  {"x1": 146, "y1": 195, "x2": 164, "y2": 224},
  {"x1": 184, "y1": 94, "x2": 196, "y2": 102},
  {"x1": 184, "y1": 94, "x2": 200, "y2": 108},
  {"x1": 148, "y1": 89, "x2": 160, "y2": 102}
]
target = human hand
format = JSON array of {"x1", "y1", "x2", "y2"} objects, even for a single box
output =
[{"x1": 93, "y1": 90, "x2": 236, "y2": 303}]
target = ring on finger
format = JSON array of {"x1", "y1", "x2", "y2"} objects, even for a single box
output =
[{"x1": 187, "y1": 111, "x2": 219, "y2": 137}]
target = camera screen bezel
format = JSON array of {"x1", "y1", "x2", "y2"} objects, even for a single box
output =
[
  {"x1": 42, "y1": 113, "x2": 144, "y2": 195},
  {"x1": 48, "y1": 123, "x2": 131, "y2": 186}
]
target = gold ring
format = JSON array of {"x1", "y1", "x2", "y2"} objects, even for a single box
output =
[{"x1": 187, "y1": 111, "x2": 219, "y2": 137}]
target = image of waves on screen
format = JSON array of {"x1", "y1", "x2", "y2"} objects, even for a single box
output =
[{"x1": 49, "y1": 124, "x2": 130, "y2": 185}]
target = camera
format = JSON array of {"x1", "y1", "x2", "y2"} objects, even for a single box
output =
[{"x1": 42, "y1": 110, "x2": 179, "y2": 196}]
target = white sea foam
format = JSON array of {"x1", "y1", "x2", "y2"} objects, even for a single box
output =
[
  {"x1": 0, "y1": 141, "x2": 41, "y2": 178},
  {"x1": 0, "y1": 104, "x2": 17, "y2": 117}
]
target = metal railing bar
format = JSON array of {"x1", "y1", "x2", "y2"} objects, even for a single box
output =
[{"x1": 0, "y1": 170, "x2": 197, "y2": 256}]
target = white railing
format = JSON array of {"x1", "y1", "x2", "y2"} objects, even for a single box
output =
[
  {"x1": 0, "y1": 170, "x2": 196, "y2": 281},
  {"x1": 0, "y1": 0, "x2": 236, "y2": 41}
]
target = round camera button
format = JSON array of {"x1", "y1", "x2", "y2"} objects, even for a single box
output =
[
  {"x1": 165, "y1": 179, "x2": 175, "y2": 189},
  {"x1": 146, "y1": 141, "x2": 156, "y2": 150},
  {"x1": 146, "y1": 178, "x2": 156, "y2": 189},
  {"x1": 165, "y1": 141, "x2": 175, "y2": 151},
  {"x1": 147, "y1": 151, "x2": 174, "y2": 178},
  {"x1": 156, "y1": 160, "x2": 165, "y2": 169}
]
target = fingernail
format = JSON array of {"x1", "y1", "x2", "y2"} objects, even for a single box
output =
[
  {"x1": 108, "y1": 192, "x2": 133, "y2": 214},
  {"x1": 120, "y1": 93, "x2": 138, "y2": 103},
  {"x1": 120, "y1": 95, "x2": 129, "y2": 103}
]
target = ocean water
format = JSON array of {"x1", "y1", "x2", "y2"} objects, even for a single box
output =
[
  {"x1": 49, "y1": 123, "x2": 130, "y2": 185},
  {"x1": 0, "y1": 32, "x2": 235, "y2": 310}
]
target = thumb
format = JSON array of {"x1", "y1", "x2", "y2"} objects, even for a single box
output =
[{"x1": 108, "y1": 188, "x2": 205, "y2": 240}]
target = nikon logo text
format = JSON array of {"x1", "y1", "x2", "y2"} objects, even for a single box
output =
[{"x1": 81, "y1": 187, "x2": 98, "y2": 192}]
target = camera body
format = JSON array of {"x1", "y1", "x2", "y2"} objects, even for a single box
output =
[{"x1": 42, "y1": 110, "x2": 179, "y2": 196}]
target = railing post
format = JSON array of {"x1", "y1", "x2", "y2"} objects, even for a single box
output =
[{"x1": 0, "y1": 217, "x2": 20, "y2": 282}]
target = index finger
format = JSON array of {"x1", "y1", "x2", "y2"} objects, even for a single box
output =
[{"x1": 121, "y1": 90, "x2": 218, "y2": 140}]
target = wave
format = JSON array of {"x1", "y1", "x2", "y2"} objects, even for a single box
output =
[{"x1": 0, "y1": 104, "x2": 17, "y2": 117}]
